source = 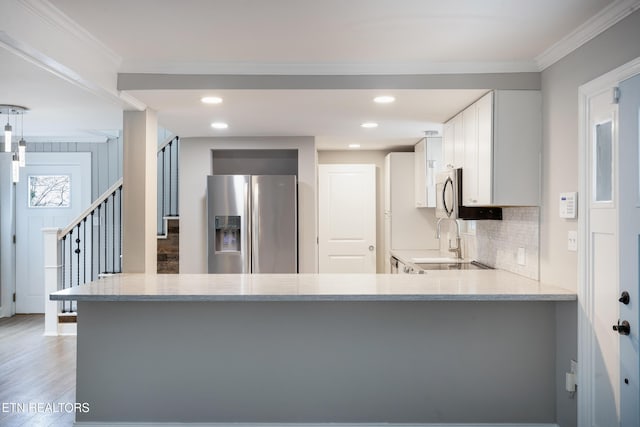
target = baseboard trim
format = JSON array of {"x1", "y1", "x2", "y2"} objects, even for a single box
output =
[{"x1": 73, "y1": 422, "x2": 560, "y2": 427}]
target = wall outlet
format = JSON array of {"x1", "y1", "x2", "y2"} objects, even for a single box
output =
[
  {"x1": 568, "y1": 231, "x2": 578, "y2": 252},
  {"x1": 517, "y1": 247, "x2": 526, "y2": 266}
]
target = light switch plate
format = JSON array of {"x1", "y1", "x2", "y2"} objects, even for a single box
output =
[
  {"x1": 568, "y1": 231, "x2": 578, "y2": 252},
  {"x1": 517, "y1": 247, "x2": 526, "y2": 266}
]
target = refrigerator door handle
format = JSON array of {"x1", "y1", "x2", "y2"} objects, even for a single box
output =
[
  {"x1": 251, "y1": 178, "x2": 258, "y2": 273},
  {"x1": 244, "y1": 180, "x2": 252, "y2": 273}
]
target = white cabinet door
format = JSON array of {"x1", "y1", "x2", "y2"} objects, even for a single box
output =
[
  {"x1": 443, "y1": 120, "x2": 455, "y2": 170},
  {"x1": 414, "y1": 139, "x2": 426, "y2": 207},
  {"x1": 443, "y1": 114, "x2": 463, "y2": 170},
  {"x1": 453, "y1": 113, "x2": 465, "y2": 169},
  {"x1": 476, "y1": 91, "x2": 493, "y2": 205},
  {"x1": 462, "y1": 103, "x2": 478, "y2": 205},
  {"x1": 319, "y1": 164, "x2": 376, "y2": 273},
  {"x1": 443, "y1": 90, "x2": 540, "y2": 206}
]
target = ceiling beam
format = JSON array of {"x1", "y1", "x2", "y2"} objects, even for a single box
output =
[{"x1": 118, "y1": 72, "x2": 541, "y2": 91}]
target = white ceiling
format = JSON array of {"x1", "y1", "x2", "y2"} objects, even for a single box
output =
[
  {"x1": 0, "y1": 0, "x2": 625, "y2": 149},
  {"x1": 50, "y1": 0, "x2": 611, "y2": 73}
]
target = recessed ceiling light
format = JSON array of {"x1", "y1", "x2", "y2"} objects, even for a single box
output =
[
  {"x1": 348, "y1": 144, "x2": 361, "y2": 149},
  {"x1": 211, "y1": 122, "x2": 228, "y2": 129},
  {"x1": 361, "y1": 122, "x2": 378, "y2": 128},
  {"x1": 201, "y1": 96, "x2": 223, "y2": 104},
  {"x1": 374, "y1": 96, "x2": 395, "y2": 104}
]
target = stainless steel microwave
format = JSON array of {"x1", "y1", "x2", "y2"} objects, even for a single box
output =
[
  {"x1": 435, "y1": 169, "x2": 461, "y2": 219},
  {"x1": 435, "y1": 168, "x2": 503, "y2": 220}
]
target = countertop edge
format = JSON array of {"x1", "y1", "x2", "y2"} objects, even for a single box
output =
[{"x1": 50, "y1": 294, "x2": 577, "y2": 302}]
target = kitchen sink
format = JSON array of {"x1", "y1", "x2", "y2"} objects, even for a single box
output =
[{"x1": 412, "y1": 261, "x2": 492, "y2": 271}]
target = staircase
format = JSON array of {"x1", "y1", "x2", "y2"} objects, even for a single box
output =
[
  {"x1": 157, "y1": 217, "x2": 179, "y2": 273},
  {"x1": 157, "y1": 135, "x2": 180, "y2": 274},
  {"x1": 44, "y1": 135, "x2": 181, "y2": 335}
]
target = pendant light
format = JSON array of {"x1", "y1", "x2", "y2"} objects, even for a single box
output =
[
  {"x1": 12, "y1": 152, "x2": 20, "y2": 183},
  {"x1": 18, "y1": 113, "x2": 26, "y2": 166},
  {"x1": 1, "y1": 105, "x2": 29, "y2": 182},
  {"x1": 3, "y1": 117, "x2": 10, "y2": 153}
]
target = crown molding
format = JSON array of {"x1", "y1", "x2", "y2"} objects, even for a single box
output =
[
  {"x1": 120, "y1": 59, "x2": 540, "y2": 75},
  {"x1": 16, "y1": 0, "x2": 122, "y2": 67},
  {"x1": 0, "y1": 31, "x2": 144, "y2": 111},
  {"x1": 536, "y1": 0, "x2": 640, "y2": 71}
]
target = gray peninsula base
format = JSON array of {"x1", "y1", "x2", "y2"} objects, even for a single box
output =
[{"x1": 75, "y1": 300, "x2": 561, "y2": 424}]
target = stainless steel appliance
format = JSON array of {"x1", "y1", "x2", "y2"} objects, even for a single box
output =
[
  {"x1": 207, "y1": 175, "x2": 297, "y2": 273},
  {"x1": 435, "y1": 168, "x2": 502, "y2": 220},
  {"x1": 435, "y1": 168, "x2": 461, "y2": 219}
]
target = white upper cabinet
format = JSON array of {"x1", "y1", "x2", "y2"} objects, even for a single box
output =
[
  {"x1": 444, "y1": 90, "x2": 541, "y2": 207},
  {"x1": 414, "y1": 137, "x2": 442, "y2": 208},
  {"x1": 443, "y1": 114, "x2": 464, "y2": 170}
]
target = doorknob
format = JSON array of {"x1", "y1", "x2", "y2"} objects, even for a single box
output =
[
  {"x1": 619, "y1": 291, "x2": 630, "y2": 305},
  {"x1": 368, "y1": 245, "x2": 375, "y2": 251},
  {"x1": 613, "y1": 320, "x2": 631, "y2": 336}
]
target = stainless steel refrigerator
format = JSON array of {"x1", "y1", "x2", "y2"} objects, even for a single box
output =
[{"x1": 207, "y1": 175, "x2": 297, "y2": 273}]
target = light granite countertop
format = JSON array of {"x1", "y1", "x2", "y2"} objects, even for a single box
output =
[{"x1": 50, "y1": 272, "x2": 576, "y2": 302}]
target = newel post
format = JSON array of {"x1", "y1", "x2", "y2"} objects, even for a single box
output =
[{"x1": 43, "y1": 228, "x2": 61, "y2": 336}]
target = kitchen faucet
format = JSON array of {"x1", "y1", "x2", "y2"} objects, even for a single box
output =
[{"x1": 436, "y1": 217, "x2": 462, "y2": 260}]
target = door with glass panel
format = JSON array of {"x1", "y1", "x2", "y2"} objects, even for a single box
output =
[
  {"x1": 584, "y1": 72, "x2": 640, "y2": 427},
  {"x1": 15, "y1": 153, "x2": 90, "y2": 313}
]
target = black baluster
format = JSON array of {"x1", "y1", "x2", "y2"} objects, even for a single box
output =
[
  {"x1": 103, "y1": 200, "x2": 108, "y2": 273},
  {"x1": 97, "y1": 205, "x2": 101, "y2": 277},
  {"x1": 175, "y1": 137, "x2": 179, "y2": 216},
  {"x1": 112, "y1": 192, "x2": 115, "y2": 273},
  {"x1": 90, "y1": 211, "x2": 94, "y2": 280},
  {"x1": 168, "y1": 140, "x2": 172, "y2": 218},
  {"x1": 118, "y1": 187, "x2": 122, "y2": 272},
  {"x1": 75, "y1": 223, "x2": 81, "y2": 287},
  {"x1": 61, "y1": 235, "x2": 66, "y2": 293},
  {"x1": 162, "y1": 146, "x2": 166, "y2": 232},
  {"x1": 68, "y1": 229, "x2": 73, "y2": 312},
  {"x1": 83, "y1": 218, "x2": 87, "y2": 284}
]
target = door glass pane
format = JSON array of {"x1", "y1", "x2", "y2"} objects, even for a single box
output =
[
  {"x1": 28, "y1": 175, "x2": 71, "y2": 207},
  {"x1": 595, "y1": 121, "x2": 613, "y2": 202}
]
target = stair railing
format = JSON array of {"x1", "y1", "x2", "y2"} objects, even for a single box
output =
[
  {"x1": 157, "y1": 135, "x2": 179, "y2": 236},
  {"x1": 44, "y1": 178, "x2": 123, "y2": 334}
]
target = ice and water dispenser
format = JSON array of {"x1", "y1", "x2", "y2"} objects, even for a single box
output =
[{"x1": 214, "y1": 215, "x2": 241, "y2": 253}]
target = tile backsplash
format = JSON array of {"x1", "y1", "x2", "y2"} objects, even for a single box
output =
[
  {"x1": 439, "y1": 207, "x2": 540, "y2": 280},
  {"x1": 474, "y1": 207, "x2": 539, "y2": 279}
]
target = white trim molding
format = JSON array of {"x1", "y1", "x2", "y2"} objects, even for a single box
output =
[
  {"x1": 536, "y1": 0, "x2": 640, "y2": 70},
  {"x1": 16, "y1": 0, "x2": 122, "y2": 67}
]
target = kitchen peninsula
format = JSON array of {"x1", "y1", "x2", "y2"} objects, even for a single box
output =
[{"x1": 52, "y1": 272, "x2": 575, "y2": 425}]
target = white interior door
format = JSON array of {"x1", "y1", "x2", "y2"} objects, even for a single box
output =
[
  {"x1": 15, "y1": 153, "x2": 90, "y2": 313},
  {"x1": 319, "y1": 164, "x2": 376, "y2": 273},
  {"x1": 583, "y1": 71, "x2": 640, "y2": 427},
  {"x1": 618, "y1": 73, "x2": 640, "y2": 427}
]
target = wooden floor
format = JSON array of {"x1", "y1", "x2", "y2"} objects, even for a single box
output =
[{"x1": 0, "y1": 315, "x2": 76, "y2": 427}]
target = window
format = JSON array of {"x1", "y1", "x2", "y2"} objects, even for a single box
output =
[{"x1": 28, "y1": 175, "x2": 71, "y2": 208}]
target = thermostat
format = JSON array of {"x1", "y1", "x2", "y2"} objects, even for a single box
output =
[{"x1": 560, "y1": 192, "x2": 577, "y2": 219}]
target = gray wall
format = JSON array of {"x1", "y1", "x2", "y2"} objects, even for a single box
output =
[
  {"x1": 212, "y1": 149, "x2": 298, "y2": 175},
  {"x1": 179, "y1": 137, "x2": 317, "y2": 273},
  {"x1": 27, "y1": 139, "x2": 123, "y2": 201},
  {"x1": 539, "y1": 11, "x2": 640, "y2": 426},
  {"x1": 540, "y1": 10, "x2": 640, "y2": 291},
  {"x1": 77, "y1": 300, "x2": 560, "y2": 424}
]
